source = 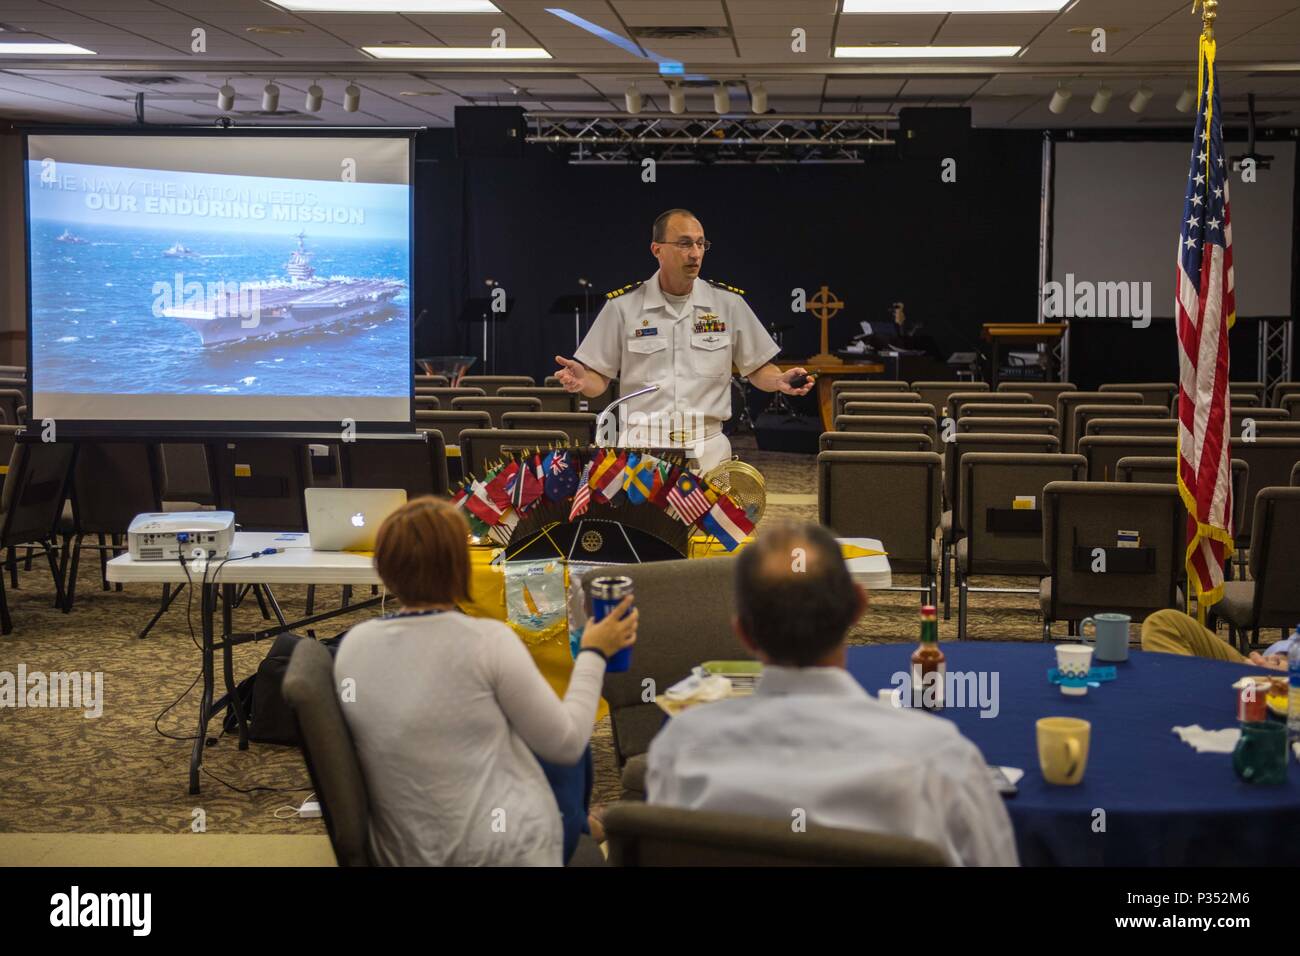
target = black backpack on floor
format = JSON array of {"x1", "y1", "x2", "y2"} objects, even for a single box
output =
[{"x1": 216, "y1": 631, "x2": 346, "y2": 746}]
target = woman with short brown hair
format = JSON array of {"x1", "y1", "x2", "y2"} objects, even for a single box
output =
[{"x1": 335, "y1": 496, "x2": 636, "y2": 866}]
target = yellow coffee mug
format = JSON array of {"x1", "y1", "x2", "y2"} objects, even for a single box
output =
[{"x1": 1036, "y1": 717, "x2": 1091, "y2": 786}]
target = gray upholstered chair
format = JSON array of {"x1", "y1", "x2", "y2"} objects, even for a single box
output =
[
  {"x1": 498, "y1": 386, "x2": 579, "y2": 413},
  {"x1": 1280, "y1": 394, "x2": 1300, "y2": 420},
  {"x1": 501, "y1": 411, "x2": 597, "y2": 446},
  {"x1": 603, "y1": 804, "x2": 948, "y2": 867},
  {"x1": 833, "y1": 390, "x2": 923, "y2": 419},
  {"x1": 939, "y1": 432, "x2": 1060, "y2": 617},
  {"x1": 1229, "y1": 381, "x2": 1267, "y2": 406},
  {"x1": 1269, "y1": 382, "x2": 1300, "y2": 408},
  {"x1": 1214, "y1": 488, "x2": 1300, "y2": 653},
  {"x1": 1292, "y1": 462, "x2": 1300, "y2": 486},
  {"x1": 282, "y1": 638, "x2": 372, "y2": 867},
  {"x1": 834, "y1": 415, "x2": 938, "y2": 448},
  {"x1": 955, "y1": 452, "x2": 1086, "y2": 639},
  {"x1": 1099, "y1": 382, "x2": 1177, "y2": 407},
  {"x1": 159, "y1": 443, "x2": 217, "y2": 509},
  {"x1": 818, "y1": 450, "x2": 942, "y2": 605},
  {"x1": 415, "y1": 410, "x2": 491, "y2": 483},
  {"x1": 841, "y1": 401, "x2": 935, "y2": 419},
  {"x1": 1040, "y1": 481, "x2": 1184, "y2": 639},
  {"x1": 958, "y1": 416, "x2": 1058, "y2": 437},
  {"x1": 413, "y1": 373, "x2": 450, "y2": 387},
  {"x1": 950, "y1": 391, "x2": 1031, "y2": 421},
  {"x1": 1070, "y1": 404, "x2": 1169, "y2": 453},
  {"x1": 450, "y1": 395, "x2": 543, "y2": 427},
  {"x1": 459, "y1": 374, "x2": 535, "y2": 394},
  {"x1": 1076, "y1": 435, "x2": 1177, "y2": 482},
  {"x1": 1230, "y1": 391, "x2": 1262, "y2": 408},
  {"x1": 959, "y1": 402, "x2": 1056, "y2": 420},
  {"x1": 414, "y1": 386, "x2": 486, "y2": 403},
  {"x1": 911, "y1": 381, "x2": 986, "y2": 417},
  {"x1": 997, "y1": 381, "x2": 1077, "y2": 408},
  {"x1": 1115, "y1": 456, "x2": 1249, "y2": 545},
  {"x1": 0, "y1": 439, "x2": 76, "y2": 634},
  {"x1": 829, "y1": 379, "x2": 912, "y2": 414},
  {"x1": 339, "y1": 432, "x2": 449, "y2": 498},
  {"x1": 1058, "y1": 391, "x2": 1143, "y2": 451},
  {"x1": 580, "y1": 556, "x2": 748, "y2": 800},
  {"x1": 819, "y1": 431, "x2": 932, "y2": 453},
  {"x1": 458, "y1": 428, "x2": 570, "y2": 480},
  {"x1": 1083, "y1": 417, "x2": 1178, "y2": 440},
  {"x1": 1227, "y1": 437, "x2": 1300, "y2": 562}
]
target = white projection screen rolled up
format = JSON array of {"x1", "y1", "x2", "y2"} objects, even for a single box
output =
[
  {"x1": 1051, "y1": 140, "x2": 1295, "y2": 318},
  {"x1": 25, "y1": 132, "x2": 413, "y2": 427}
]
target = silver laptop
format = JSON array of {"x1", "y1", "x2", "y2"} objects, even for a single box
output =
[{"x1": 305, "y1": 488, "x2": 407, "y2": 552}]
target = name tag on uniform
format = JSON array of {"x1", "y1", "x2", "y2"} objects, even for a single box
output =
[{"x1": 634, "y1": 327, "x2": 658, "y2": 337}]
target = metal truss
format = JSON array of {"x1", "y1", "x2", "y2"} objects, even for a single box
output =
[
  {"x1": 524, "y1": 111, "x2": 895, "y2": 164},
  {"x1": 1256, "y1": 317, "x2": 1294, "y2": 395}
]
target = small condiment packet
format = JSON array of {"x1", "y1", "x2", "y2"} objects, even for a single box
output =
[{"x1": 1013, "y1": 495, "x2": 1036, "y2": 510}]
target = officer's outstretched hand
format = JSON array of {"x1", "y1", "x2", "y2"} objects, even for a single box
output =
[
  {"x1": 778, "y1": 367, "x2": 815, "y2": 396},
  {"x1": 554, "y1": 355, "x2": 587, "y2": 393}
]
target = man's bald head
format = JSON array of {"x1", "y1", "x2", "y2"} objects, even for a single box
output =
[{"x1": 734, "y1": 520, "x2": 862, "y2": 666}]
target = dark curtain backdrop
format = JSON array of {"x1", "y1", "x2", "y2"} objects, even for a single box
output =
[{"x1": 412, "y1": 128, "x2": 1044, "y2": 383}]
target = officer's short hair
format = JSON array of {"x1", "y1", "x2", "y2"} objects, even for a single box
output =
[{"x1": 652, "y1": 208, "x2": 701, "y2": 242}]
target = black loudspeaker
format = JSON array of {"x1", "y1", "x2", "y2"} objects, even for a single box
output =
[
  {"x1": 752, "y1": 412, "x2": 822, "y2": 455},
  {"x1": 898, "y1": 107, "x2": 970, "y2": 161},
  {"x1": 454, "y1": 106, "x2": 526, "y2": 159}
]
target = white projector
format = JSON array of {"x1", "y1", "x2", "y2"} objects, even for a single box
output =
[{"x1": 128, "y1": 512, "x2": 236, "y2": 561}]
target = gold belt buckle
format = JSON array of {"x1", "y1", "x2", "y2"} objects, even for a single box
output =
[{"x1": 668, "y1": 429, "x2": 692, "y2": 443}]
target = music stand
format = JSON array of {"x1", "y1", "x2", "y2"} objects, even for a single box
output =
[
  {"x1": 457, "y1": 297, "x2": 513, "y2": 375},
  {"x1": 548, "y1": 294, "x2": 591, "y2": 352}
]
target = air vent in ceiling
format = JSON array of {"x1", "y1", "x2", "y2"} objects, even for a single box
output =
[
  {"x1": 630, "y1": 25, "x2": 732, "y2": 41},
  {"x1": 108, "y1": 75, "x2": 188, "y2": 87}
]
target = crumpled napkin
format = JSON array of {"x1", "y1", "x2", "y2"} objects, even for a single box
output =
[
  {"x1": 664, "y1": 667, "x2": 734, "y2": 704},
  {"x1": 1173, "y1": 724, "x2": 1242, "y2": 754}
]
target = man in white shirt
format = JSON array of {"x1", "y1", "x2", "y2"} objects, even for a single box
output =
[
  {"x1": 646, "y1": 520, "x2": 1019, "y2": 866},
  {"x1": 553, "y1": 208, "x2": 813, "y2": 471}
]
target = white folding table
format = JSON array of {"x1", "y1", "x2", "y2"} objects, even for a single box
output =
[{"x1": 107, "y1": 532, "x2": 382, "y2": 794}]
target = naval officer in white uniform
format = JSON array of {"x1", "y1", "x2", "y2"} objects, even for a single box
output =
[{"x1": 554, "y1": 208, "x2": 813, "y2": 472}]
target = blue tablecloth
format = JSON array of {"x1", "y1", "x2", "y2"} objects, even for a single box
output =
[{"x1": 844, "y1": 642, "x2": 1300, "y2": 866}]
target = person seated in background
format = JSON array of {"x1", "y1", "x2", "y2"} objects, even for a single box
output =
[
  {"x1": 1141, "y1": 608, "x2": 1291, "y2": 670},
  {"x1": 646, "y1": 520, "x2": 1018, "y2": 867},
  {"x1": 334, "y1": 496, "x2": 637, "y2": 866}
]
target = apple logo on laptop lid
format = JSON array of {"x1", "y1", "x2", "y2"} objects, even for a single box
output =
[{"x1": 351, "y1": 513, "x2": 365, "y2": 528}]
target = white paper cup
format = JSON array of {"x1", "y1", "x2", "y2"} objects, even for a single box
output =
[{"x1": 1056, "y1": 643, "x2": 1093, "y2": 696}]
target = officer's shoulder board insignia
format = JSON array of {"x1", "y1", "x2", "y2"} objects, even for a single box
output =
[
  {"x1": 605, "y1": 280, "x2": 645, "y2": 300},
  {"x1": 706, "y1": 278, "x2": 746, "y2": 297}
]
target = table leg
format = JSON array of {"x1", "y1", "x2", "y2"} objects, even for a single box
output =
[
  {"x1": 221, "y1": 582, "x2": 250, "y2": 751},
  {"x1": 189, "y1": 579, "x2": 216, "y2": 795}
]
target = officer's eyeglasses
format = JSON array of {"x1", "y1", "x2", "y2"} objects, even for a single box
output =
[{"x1": 658, "y1": 238, "x2": 711, "y2": 252}]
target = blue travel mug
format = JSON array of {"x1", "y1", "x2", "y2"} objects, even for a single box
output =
[{"x1": 590, "y1": 575, "x2": 634, "y2": 673}]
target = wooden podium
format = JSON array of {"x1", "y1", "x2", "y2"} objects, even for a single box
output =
[{"x1": 981, "y1": 322, "x2": 1068, "y2": 387}]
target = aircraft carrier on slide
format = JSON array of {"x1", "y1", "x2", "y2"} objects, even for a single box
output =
[{"x1": 165, "y1": 232, "x2": 405, "y2": 346}]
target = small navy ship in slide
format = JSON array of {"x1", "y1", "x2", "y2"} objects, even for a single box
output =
[{"x1": 165, "y1": 232, "x2": 406, "y2": 346}]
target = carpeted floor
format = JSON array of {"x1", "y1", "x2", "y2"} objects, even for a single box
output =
[{"x1": 0, "y1": 434, "x2": 1062, "y2": 847}]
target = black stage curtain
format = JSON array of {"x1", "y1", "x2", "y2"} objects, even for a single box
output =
[{"x1": 413, "y1": 128, "x2": 1044, "y2": 384}]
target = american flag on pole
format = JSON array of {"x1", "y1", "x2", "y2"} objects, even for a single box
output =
[{"x1": 1176, "y1": 24, "x2": 1235, "y2": 615}]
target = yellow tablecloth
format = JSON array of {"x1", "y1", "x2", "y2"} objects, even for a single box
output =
[{"x1": 461, "y1": 535, "x2": 762, "y2": 719}]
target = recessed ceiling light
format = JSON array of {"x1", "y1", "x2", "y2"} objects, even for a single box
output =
[
  {"x1": 246, "y1": 26, "x2": 305, "y2": 35},
  {"x1": 843, "y1": 1, "x2": 1067, "y2": 11},
  {"x1": 0, "y1": 42, "x2": 95, "y2": 55},
  {"x1": 362, "y1": 46, "x2": 551, "y2": 59},
  {"x1": 834, "y1": 45, "x2": 1020, "y2": 58},
  {"x1": 273, "y1": 1, "x2": 499, "y2": 11}
]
